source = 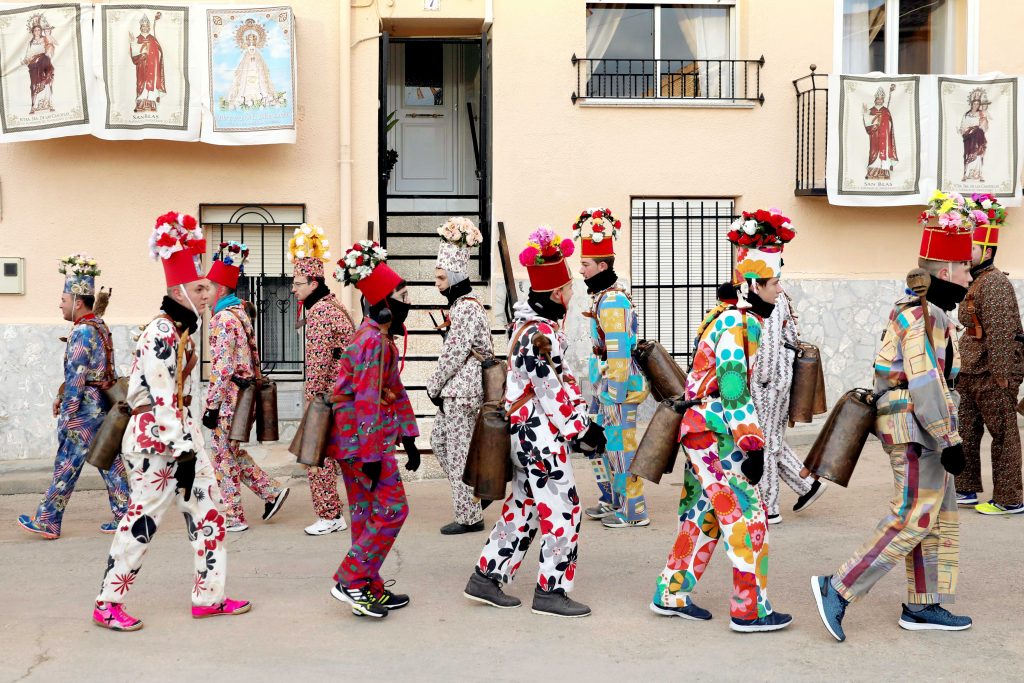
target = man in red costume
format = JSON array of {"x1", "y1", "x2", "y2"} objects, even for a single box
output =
[
  {"x1": 130, "y1": 13, "x2": 165, "y2": 113},
  {"x1": 863, "y1": 84, "x2": 897, "y2": 180}
]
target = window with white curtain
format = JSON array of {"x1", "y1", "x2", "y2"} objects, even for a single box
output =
[
  {"x1": 585, "y1": 3, "x2": 735, "y2": 99},
  {"x1": 840, "y1": 0, "x2": 958, "y2": 74}
]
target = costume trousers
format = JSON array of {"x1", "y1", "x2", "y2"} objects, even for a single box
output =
[
  {"x1": 430, "y1": 398, "x2": 484, "y2": 525},
  {"x1": 334, "y1": 449, "x2": 409, "y2": 591},
  {"x1": 589, "y1": 402, "x2": 647, "y2": 521},
  {"x1": 752, "y1": 384, "x2": 812, "y2": 516},
  {"x1": 210, "y1": 415, "x2": 285, "y2": 525},
  {"x1": 97, "y1": 450, "x2": 228, "y2": 606},
  {"x1": 954, "y1": 373, "x2": 1023, "y2": 506},
  {"x1": 654, "y1": 431, "x2": 773, "y2": 620},
  {"x1": 478, "y1": 443, "x2": 582, "y2": 593},
  {"x1": 832, "y1": 443, "x2": 959, "y2": 604},
  {"x1": 308, "y1": 459, "x2": 344, "y2": 521},
  {"x1": 34, "y1": 425, "x2": 129, "y2": 535}
]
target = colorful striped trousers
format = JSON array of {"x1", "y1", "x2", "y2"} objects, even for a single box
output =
[
  {"x1": 832, "y1": 443, "x2": 959, "y2": 604},
  {"x1": 588, "y1": 401, "x2": 648, "y2": 522}
]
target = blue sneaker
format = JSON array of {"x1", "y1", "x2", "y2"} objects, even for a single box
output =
[
  {"x1": 649, "y1": 599, "x2": 712, "y2": 621},
  {"x1": 956, "y1": 491, "x2": 978, "y2": 506},
  {"x1": 729, "y1": 611, "x2": 793, "y2": 632},
  {"x1": 898, "y1": 604, "x2": 972, "y2": 631},
  {"x1": 811, "y1": 575, "x2": 848, "y2": 642},
  {"x1": 99, "y1": 521, "x2": 118, "y2": 534}
]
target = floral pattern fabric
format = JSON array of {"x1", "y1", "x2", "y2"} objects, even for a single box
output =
[
  {"x1": 211, "y1": 414, "x2": 285, "y2": 526},
  {"x1": 431, "y1": 398, "x2": 484, "y2": 525},
  {"x1": 204, "y1": 304, "x2": 257, "y2": 419},
  {"x1": 426, "y1": 294, "x2": 491, "y2": 399}
]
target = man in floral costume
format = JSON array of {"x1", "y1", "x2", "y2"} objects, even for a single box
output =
[
  {"x1": 574, "y1": 208, "x2": 650, "y2": 529},
  {"x1": 326, "y1": 241, "x2": 419, "y2": 619},
  {"x1": 813, "y1": 192, "x2": 974, "y2": 641},
  {"x1": 463, "y1": 228, "x2": 605, "y2": 618},
  {"x1": 18, "y1": 255, "x2": 129, "y2": 540},
  {"x1": 651, "y1": 208, "x2": 795, "y2": 633},
  {"x1": 93, "y1": 212, "x2": 250, "y2": 632},
  {"x1": 289, "y1": 224, "x2": 354, "y2": 536},
  {"x1": 954, "y1": 195, "x2": 1024, "y2": 515},
  {"x1": 427, "y1": 217, "x2": 490, "y2": 535},
  {"x1": 202, "y1": 242, "x2": 289, "y2": 533}
]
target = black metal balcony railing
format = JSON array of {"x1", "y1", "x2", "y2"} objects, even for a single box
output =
[
  {"x1": 793, "y1": 64, "x2": 829, "y2": 195},
  {"x1": 571, "y1": 56, "x2": 765, "y2": 105}
]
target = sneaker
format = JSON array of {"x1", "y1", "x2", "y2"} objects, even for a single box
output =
[
  {"x1": 17, "y1": 515, "x2": 59, "y2": 540},
  {"x1": 99, "y1": 521, "x2": 118, "y2": 534},
  {"x1": 811, "y1": 575, "x2": 849, "y2": 642},
  {"x1": 192, "y1": 598, "x2": 252, "y2": 618},
  {"x1": 602, "y1": 513, "x2": 651, "y2": 529},
  {"x1": 464, "y1": 570, "x2": 522, "y2": 609},
  {"x1": 584, "y1": 502, "x2": 617, "y2": 520},
  {"x1": 305, "y1": 517, "x2": 347, "y2": 536},
  {"x1": 440, "y1": 520, "x2": 485, "y2": 535},
  {"x1": 730, "y1": 611, "x2": 793, "y2": 632},
  {"x1": 374, "y1": 580, "x2": 409, "y2": 610},
  {"x1": 649, "y1": 599, "x2": 712, "y2": 621},
  {"x1": 956, "y1": 491, "x2": 978, "y2": 506},
  {"x1": 93, "y1": 601, "x2": 143, "y2": 631},
  {"x1": 225, "y1": 522, "x2": 249, "y2": 533},
  {"x1": 975, "y1": 500, "x2": 1024, "y2": 515},
  {"x1": 793, "y1": 480, "x2": 828, "y2": 513},
  {"x1": 263, "y1": 488, "x2": 290, "y2": 521},
  {"x1": 531, "y1": 586, "x2": 591, "y2": 618},
  {"x1": 898, "y1": 604, "x2": 972, "y2": 631},
  {"x1": 331, "y1": 582, "x2": 388, "y2": 618},
  {"x1": 767, "y1": 513, "x2": 782, "y2": 525}
]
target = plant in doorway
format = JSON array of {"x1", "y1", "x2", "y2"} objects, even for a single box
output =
[{"x1": 384, "y1": 110, "x2": 400, "y2": 179}]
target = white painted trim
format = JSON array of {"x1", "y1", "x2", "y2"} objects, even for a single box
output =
[
  {"x1": 885, "y1": 0, "x2": 900, "y2": 74},
  {"x1": 966, "y1": 0, "x2": 979, "y2": 75},
  {"x1": 588, "y1": 0, "x2": 736, "y2": 5},
  {"x1": 578, "y1": 97, "x2": 755, "y2": 108},
  {"x1": 833, "y1": 0, "x2": 844, "y2": 74}
]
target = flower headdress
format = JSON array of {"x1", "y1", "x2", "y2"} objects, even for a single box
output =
[
  {"x1": 59, "y1": 253, "x2": 100, "y2": 278},
  {"x1": 727, "y1": 208, "x2": 796, "y2": 249},
  {"x1": 288, "y1": 223, "x2": 331, "y2": 262},
  {"x1": 919, "y1": 190, "x2": 976, "y2": 231},
  {"x1": 572, "y1": 208, "x2": 621, "y2": 244},
  {"x1": 336, "y1": 240, "x2": 388, "y2": 285},
  {"x1": 969, "y1": 192, "x2": 1006, "y2": 226},
  {"x1": 215, "y1": 241, "x2": 250, "y2": 267},
  {"x1": 519, "y1": 227, "x2": 574, "y2": 267},
  {"x1": 438, "y1": 216, "x2": 483, "y2": 248},
  {"x1": 149, "y1": 211, "x2": 203, "y2": 261}
]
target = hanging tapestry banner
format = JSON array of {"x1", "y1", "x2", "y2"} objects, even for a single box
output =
[
  {"x1": 90, "y1": 3, "x2": 202, "y2": 141},
  {"x1": 200, "y1": 5, "x2": 295, "y2": 145},
  {"x1": 0, "y1": 3, "x2": 92, "y2": 142}
]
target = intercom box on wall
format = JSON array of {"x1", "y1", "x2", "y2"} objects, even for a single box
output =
[{"x1": 0, "y1": 257, "x2": 25, "y2": 294}]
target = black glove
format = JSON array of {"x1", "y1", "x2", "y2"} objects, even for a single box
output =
[
  {"x1": 741, "y1": 449, "x2": 765, "y2": 485},
  {"x1": 174, "y1": 452, "x2": 197, "y2": 501},
  {"x1": 428, "y1": 394, "x2": 444, "y2": 410},
  {"x1": 231, "y1": 376, "x2": 254, "y2": 390},
  {"x1": 362, "y1": 460, "x2": 383, "y2": 492},
  {"x1": 201, "y1": 408, "x2": 220, "y2": 430},
  {"x1": 573, "y1": 423, "x2": 607, "y2": 454},
  {"x1": 941, "y1": 443, "x2": 966, "y2": 475},
  {"x1": 331, "y1": 347, "x2": 343, "y2": 360},
  {"x1": 403, "y1": 437, "x2": 421, "y2": 472}
]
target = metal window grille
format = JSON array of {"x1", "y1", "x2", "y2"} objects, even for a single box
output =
[
  {"x1": 793, "y1": 65, "x2": 829, "y2": 195},
  {"x1": 630, "y1": 198, "x2": 736, "y2": 363},
  {"x1": 199, "y1": 204, "x2": 306, "y2": 383},
  {"x1": 572, "y1": 57, "x2": 765, "y2": 105}
]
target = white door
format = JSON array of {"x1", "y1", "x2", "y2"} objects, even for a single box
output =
[{"x1": 388, "y1": 43, "x2": 459, "y2": 195}]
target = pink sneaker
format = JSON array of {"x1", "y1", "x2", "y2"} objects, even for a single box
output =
[
  {"x1": 93, "y1": 601, "x2": 143, "y2": 631},
  {"x1": 192, "y1": 598, "x2": 252, "y2": 619}
]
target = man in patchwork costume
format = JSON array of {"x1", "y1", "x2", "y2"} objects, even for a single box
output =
[
  {"x1": 427, "y1": 217, "x2": 491, "y2": 535},
  {"x1": 203, "y1": 241, "x2": 289, "y2": 533},
  {"x1": 18, "y1": 255, "x2": 129, "y2": 540},
  {"x1": 463, "y1": 228, "x2": 605, "y2": 618},
  {"x1": 327, "y1": 241, "x2": 419, "y2": 619},
  {"x1": 289, "y1": 224, "x2": 355, "y2": 536},
  {"x1": 813, "y1": 191, "x2": 974, "y2": 642},
  {"x1": 954, "y1": 194, "x2": 1024, "y2": 515},
  {"x1": 651, "y1": 208, "x2": 794, "y2": 633},
  {"x1": 93, "y1": 212, "x2": 250, "y2": 632},
  {"x1": 574, "y1": 208, "x2": 651, "y2": 528}
]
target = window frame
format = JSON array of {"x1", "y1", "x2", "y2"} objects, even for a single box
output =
[{"x1": 833, "y1": 0, "x2": 977, "y2": 75}]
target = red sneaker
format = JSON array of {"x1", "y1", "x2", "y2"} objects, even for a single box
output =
[
  {"x1": 192, "y1": 598, "x2": 252, "y2": 619},
  {"x1": 93, "y1": 601, "x2": 143, "y2": 631}
]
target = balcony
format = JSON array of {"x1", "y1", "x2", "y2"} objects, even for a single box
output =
[
  {"x1": 571, "y1": 56, "x2": 765, "y2": 106},
  {"x1": 793, "y1": 65, "x2": 828, "y2": 196}
]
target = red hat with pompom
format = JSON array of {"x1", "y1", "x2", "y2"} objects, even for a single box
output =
[{"x1": 520, "y1": 226, "x2": 574, "y2": 292}]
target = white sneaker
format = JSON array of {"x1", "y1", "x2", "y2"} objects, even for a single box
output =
[
  {"x1": 225, "y1": 522, "x2": 249, "y2": 533},
  {"x1": 304, "y1": 517, "x2": 347, "y2": 536}
]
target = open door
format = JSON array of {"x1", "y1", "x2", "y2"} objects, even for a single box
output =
[
  {"x1": 377, "y1": 31, "x2": 389, "y2": 246},
  {"x1": 478, "y1": 28, "x2": 492, "y2": 279}
]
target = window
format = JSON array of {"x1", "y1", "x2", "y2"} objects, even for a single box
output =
[
  {"x1": 630, "y1": 198, "x2": 734, "y2": 362},
  {"x1": 583, "y1": 2, "x2": 742, "y2": 101},
  {"x1": 840, "y1": 0, "x2": 956, "y2": 74}
]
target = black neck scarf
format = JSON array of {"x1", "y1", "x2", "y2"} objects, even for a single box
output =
[
  {"x1": 161, "y1": 295, "x2": 199, "y2": 334},
  {"x1": 527, "y1": 289, "x2": 566, "y2": 322},
  {"x1": 584, "y1": 268, "x2": 617, "y2": 295},
  {"x1": 443, "y1": 278, "x2": 473, "y2": 306},
  {"x1": 302, "y1": 281, "x2": 331, "y2": 311},
  {"x1": 970, "y1": 259, "x2": 995, "y2": 280},
  {"x1": 746, "y1": 291, "x2": 776, "y2": 319},
  {"x1": 927, "y1": 276, "x2": 968, "y2": 312}
]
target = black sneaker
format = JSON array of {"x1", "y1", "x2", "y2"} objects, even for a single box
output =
[
  {"x1": 649, "y1": 600, "x2": 712, "y2": 621},
  {"x1": 263, "y1": 488, "x2": 290, "y2": 521},
  {"x1": 375, "y1": 580, "x2": 410, "y2": 610},
  {"x1": 331, "y1": 582, "x2": 388, "y2": 618},
  {"x1": 730, "y1": 611, "x2": 793, "y2": 632},
  {"x1": 531, "y1": 586, "x2": 591, "y2": 618},
  {"x1": 898, "y1": 604, "x2": 972, "y2": 631},
  {"x1": 440, "y1": 520, "x2": 485, "y2": 535},
  {"x1": 463, "y1": 570, "x2": 521, "y2": 608},
  {"x1": 793, "y1": 480, "x2": 827, "y2": 513}
]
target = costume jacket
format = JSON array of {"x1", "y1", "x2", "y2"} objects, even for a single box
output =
[
  {"x1": 304, "y1": 293, "x2": 355, "y2": 401},
  {"x1": 958, "y1": 264, "x2": 1024, "y2": 383},
  {"x1": 205, "y1": 303, "x2": 257, "y2": 420},
  {"x1": 427, "y1": 293, "x2": 491, "y2": 400},
  {"x1": 587, "y1": 282, "x2": 649, "y2": 407}
]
